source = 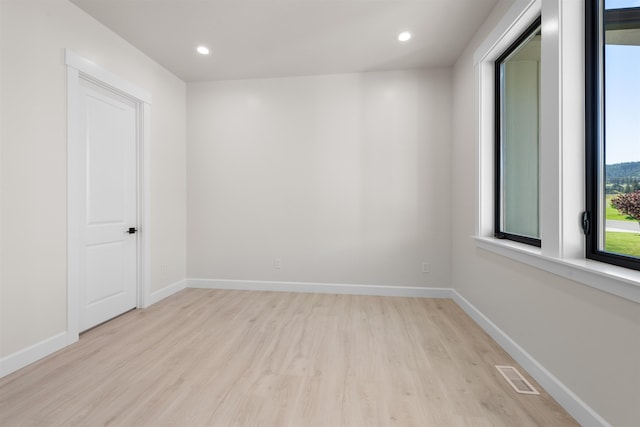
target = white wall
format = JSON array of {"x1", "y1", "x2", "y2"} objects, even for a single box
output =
[
  {"x1": 187, "y1": 70, "x2": 451, "y2": 288},
  {"x1": 0, "y1": 0, "x2": 187, "y2": 358},
  {"x1": 451, "y1": 2, "x2": 640, "y2": 426}
]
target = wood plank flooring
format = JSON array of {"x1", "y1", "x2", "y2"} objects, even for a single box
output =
[{"x1": 0, "y1": 289, "x2": 578, "y2": 426}]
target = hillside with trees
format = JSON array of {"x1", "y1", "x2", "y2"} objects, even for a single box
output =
[{"x1": 606, "y1": 161, "x2": 640, "y2": 194}]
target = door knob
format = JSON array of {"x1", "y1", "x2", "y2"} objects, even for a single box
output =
[{"x1": 127, "y1": 227, "x2": 137, "y2": 234}]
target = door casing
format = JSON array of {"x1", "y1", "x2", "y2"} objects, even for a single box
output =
[{"x1": 66, "y1": 49, "x2": 152, "y2": 343}]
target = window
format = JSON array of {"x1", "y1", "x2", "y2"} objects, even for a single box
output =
[
  {"x1": 495, "y1": 17, "x2": 542, "y2": 247},
  {"x1": 475, "y1": 0, "x2": 640, "y2": 304},
  {"x1": 586, "y1": 0, "x2": 640, "y2": 270}
]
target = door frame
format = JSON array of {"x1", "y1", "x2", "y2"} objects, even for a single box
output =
[{"x1": 66, "y1": 49, "x2": 152, "y2": 343}]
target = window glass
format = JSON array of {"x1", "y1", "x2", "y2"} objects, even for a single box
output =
[
  {"x1": 587, "y1": 0, "x2": 640, "y2": 268},
  {"x1": 495, "y1": 18, "x2": 542, "y2": 246}
]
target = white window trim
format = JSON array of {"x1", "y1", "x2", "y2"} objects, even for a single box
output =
[{"x1": 474, "y1": 0, "x2": 640, "y2": 304}]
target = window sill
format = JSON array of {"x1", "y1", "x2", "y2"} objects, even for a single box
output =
[{"x1": 474, "y1": 236, "x2": 640, "y2": 303}]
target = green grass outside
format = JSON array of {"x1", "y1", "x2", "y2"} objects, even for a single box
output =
[
  {"x1": 605, "y1": 231, "x2": 640, "y2": 257},
  {"x1": 605, "y1": 194, "x2": 636, "y2": 222},
  {"x1": 604, "y1": 195, "x2": 640, "y2": 257}
]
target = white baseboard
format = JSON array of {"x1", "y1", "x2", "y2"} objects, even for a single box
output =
[
  {"x1": 146, "y1": 279, "x2": 187, "y2": 307},
  {"x1": 0, "y1": 331, "x2": 69, "y2": 378},
  {"x1": 451, "y1": 290, "x2": 610, "y2": 427},
  {"x1": 187, "y1": 278, "x2": 453, "y2": 298}
]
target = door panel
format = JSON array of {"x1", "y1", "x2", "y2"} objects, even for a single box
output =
[
  {"x1": 79, "y1": 78, "x2": 138, "y2": 332},
  {"x1": 86, "y1": 242, "x2": 125, "y2": 304}
]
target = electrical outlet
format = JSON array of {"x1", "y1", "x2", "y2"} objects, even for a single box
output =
[
  {"x1": 421, "y1": 262, "x2": 430, "y2": 273},
  {"x1": 274, "y1": 258, "x2": 282, "y2": 269}
]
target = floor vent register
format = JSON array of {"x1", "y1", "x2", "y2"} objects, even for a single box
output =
[{"x1": 495, "y1": 365, "x2": 540, "y2": 395}]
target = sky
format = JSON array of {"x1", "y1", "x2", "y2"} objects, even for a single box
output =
[
  {"x1": 604, "y1": 0, "x2": 640, "y2": 165},
  {"x1": 606, "y1": 0, "x2": 640, "y2": 8}
]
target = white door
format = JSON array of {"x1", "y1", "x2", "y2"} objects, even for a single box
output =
[{"x1": 78, "y1": 78, "x2": 138, "y2": 332}]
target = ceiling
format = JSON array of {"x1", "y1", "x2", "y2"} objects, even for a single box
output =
[{"x1": 70, "y1": 0, "x2": 499, "y2": 82}]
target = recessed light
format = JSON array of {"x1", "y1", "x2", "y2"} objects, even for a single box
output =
[
  {"x1": 398, "y1": 31, "x2": 412, "y2": 42},
  {"x1": 196, "y1": 46, "x2": 210, "y2": 55}
]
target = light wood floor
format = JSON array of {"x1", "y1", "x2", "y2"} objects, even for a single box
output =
[{"x1": 0, "y1": 289, "x2": 578, "y2": 426}]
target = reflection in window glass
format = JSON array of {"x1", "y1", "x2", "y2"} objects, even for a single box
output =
[{"x1": 495, "y1": 19, "x2": 541, "y2": 246}]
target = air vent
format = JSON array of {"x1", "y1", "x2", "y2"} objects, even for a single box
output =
[{"x1": 495, "y1": 365, "x2": 539, "y2": 395}]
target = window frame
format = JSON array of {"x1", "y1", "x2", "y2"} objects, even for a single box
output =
[
  {"x1": 494, "y1": 16, "x2": 542, "y2": 248},
  {"x1": 585, "y1": 0, "x2": 640, "y2": 271}
]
